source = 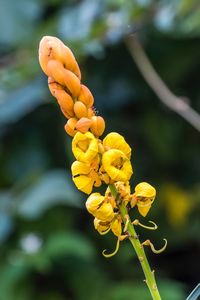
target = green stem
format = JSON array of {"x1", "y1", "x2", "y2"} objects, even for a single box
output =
[{"x1": 109, "y1": 184, "x2": 162, "y2": 300}]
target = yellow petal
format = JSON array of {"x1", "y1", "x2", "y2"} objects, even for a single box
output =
[
  {"x1": 71, "y1": 161, "x2": 90, "y2": 176},
  {"x1": 135, "y1": 182, "x2": 156, "y2": 198},
  {"x1": 73, "y1": 175, "x2": 94, "y2": 194},
  {"x1": 103, "y1": 132, "x2": 131, "y2": 159},
  {"x1": 111, "y1": 218, "x2": 122, "y2": 237},
  {"x1": 94, "y1": 218, "x2": 111, "y2": 234},
  {"x1": 95, "y1": 203, "x2": 114, "y2": 222},
  {"x1": 102, "y1": 149, "x2": 133, "y2": 182},
  {"x1": 86, "y1": 193, "x2": 104, "y2": 214},
  {"x1": 137, "y1": 202, "x2": 152, "y2": 217},
  {"x1": 72, "y1": 132, "x2": 98, "y2": 163}
]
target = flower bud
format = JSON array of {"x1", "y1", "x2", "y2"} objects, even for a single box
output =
[
  {"x1": 64, "y1": 118, "x2": 78, "y2": 137},
  {"x1": 78, "y1": 84, "x2": 94, "y2": 108},
  {"x1": 74, "y1": 101, "x2": 88, "y2": 119},
  {"x1": 87, "y1": 107, "x2": 95, "y2": 118},
  {"x1": 86, "y1": 193, "x2": 104, "y2": 215},
  {"x1": 75, "y1": 117, "x2": 92, "y2": 133},
  {"x1": 90, "y1": 116, "x2": 105, "y2": 137}
]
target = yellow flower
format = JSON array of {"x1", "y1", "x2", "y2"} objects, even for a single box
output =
[
  {"x1": 95, "y1": 202, "x2": 114, "y2": 222},
  {"x1": 72, "y1": 132, "x2": 98, "y2": 163},
  {"x1": 86, "y1": 193, "x2": 104, "y2": 214},
  {"x1": 111, "y1": 217, "x2": 122, "y2": 237},
  {"x1": 134, "y1": 182, "x2": 156, "y2": 217},
  {"x1": 161, "y1": 184, "x2": 193, "y2": 227},
  {"x1": 103, "y1": 132, "x2": 131, "y2": 159},
  {"x1": 94, "y1": 218, "x2": 110, "y2": 234},
  {"x1": 102, "y1": 149, "x2": 133, "y2": 182},
  {"x1": 71, "y1": 158, "x2": 101, "y2": 194}
]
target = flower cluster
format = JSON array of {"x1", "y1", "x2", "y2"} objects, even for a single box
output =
[
  {"x1": 39, "y1": 36, "x2": 105, "y2": 137},
  {"x1": 38, "y1": 36, "x2": 156, "y2": 249}
]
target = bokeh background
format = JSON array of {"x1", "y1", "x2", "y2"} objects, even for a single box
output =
[{"x1": 0, "y1": 0, "x2": 200, "y2": 299}]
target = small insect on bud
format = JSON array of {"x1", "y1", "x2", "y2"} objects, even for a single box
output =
[
  {"x1": 78, "y1": 84, "x2": 94, "y2": 108},
  {"x1": 74, "y1": 101, "x2": 88, "y2": 119},
  {"x1": 75, "y1": 117, "x2": 92, "y2": 133},
  {"x1": 64, "y1": 117, "x2": 78, "y2": 137},
  {"x1": 90, "y1": 116, "x2": 105, "y2": 137}
]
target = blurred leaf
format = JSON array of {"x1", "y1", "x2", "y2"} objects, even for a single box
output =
[
  {"x1": 0, "y1": 78, "x2": 46, "y2": 128},
  {"x1": 17, "y1": 170, "x2": 82, "y2": 219},
  {"x1": 58, "y1": 0, "x2": 101, "y2": 41},
  {"x1": 44, "y1": 231, "x2": 95, "y2": 260},
  {"x1": 0, "y1": 0, "x2": 43, "y2": 46}
]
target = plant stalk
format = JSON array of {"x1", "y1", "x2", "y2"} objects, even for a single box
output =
[{"x1": 109, "y1": 184, "x2": 162, "y2": 300}]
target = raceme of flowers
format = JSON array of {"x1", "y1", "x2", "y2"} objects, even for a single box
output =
[{"x1": 38, "y1": 36, "x2": 157, "y2": 254}]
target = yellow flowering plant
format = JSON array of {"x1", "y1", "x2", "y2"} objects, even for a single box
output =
[{"x1": 38, "y1": 36, "x2": 167, "y2": 300}]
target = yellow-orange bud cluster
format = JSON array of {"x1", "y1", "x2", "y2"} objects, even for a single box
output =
[
  {"x1": 39, "y1": 36, "x2": 105, "y2": 137},
  {"x1": 38, "y1": 36, "x2": 157, "y2": 246}
]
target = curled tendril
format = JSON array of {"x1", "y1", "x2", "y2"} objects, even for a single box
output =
[
  {"x1": 99, "y1": 227, "x2": 111, "y2": 235},
  {"x1": 142, "y1": 239, "x2": 167, "y2": 254},
  {"x1": 123, "y1": 215, "x2": 130, "y2": 232},
  {"x1": 102, "y1": 238, "x2": 120, "y2": 258},
  {"x1": 132, "y1": 219, "x2": 158, "y2": 230}
]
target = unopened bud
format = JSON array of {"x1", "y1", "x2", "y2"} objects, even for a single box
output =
[
  {"x1": 78, "y1": 84, "x2": 94, "y2": 108},
  {"x1": 90, "y1": 116, "x2": 105, "y2": 137},
  {"x1": 74, "y1": 101, "x2": 88, "y2": 119},
  {"x1": 64, "y1": 117, "x2": 78, "y2": 137},
  {"x1": 75, "y1": 117, "x2": 92, "y2": 133}
]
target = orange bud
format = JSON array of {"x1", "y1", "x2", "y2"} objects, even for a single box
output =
[
  {"x1": 47, "y1": 60, "x2": 66, "y2": 85},
  {"x1": 74, "y1": 101, "x2": 88, "y2": 119},
  {"x1": 78, "y1": 84, "x2": 94, "y2": 108},
  {"x1": 87, "y1": 107, "x2": 95, "y2": 118},
  {"x1": 63, "y1": 69, "x2": 81, "y2": 97},
  {"x1": 61, "y1": 44, "x2": 81, "y2": 80},
  {"x1": 64, "y1": 118, "x2": 78, "y2": 137},
  {"x1": 75, "y1": 117, "x2": 92, "y2": 133},
  {"x1": 39, "y1": 36, "x2": 81, "y2": 80},
  {"x1": 90, "y1": 116, "x2": 105, "y2": 137},
  {"x1": 56, "y1": 90, "x2": 74, "y2": 114}
]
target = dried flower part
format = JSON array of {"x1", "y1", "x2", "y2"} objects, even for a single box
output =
[
  {"x1": 102, "y1": 149, "x2": 133, "y2": 182},
  {"x1": 72, "y1": 132, "x2": 98, "y2": 163},
  {"x1": 103, "y1": 132, "x2": 132, "y2": 159}
]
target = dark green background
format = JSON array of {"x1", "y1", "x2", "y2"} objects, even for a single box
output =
[{"x1": 0, "y1": 0, "x2": 200, "y2": 299}]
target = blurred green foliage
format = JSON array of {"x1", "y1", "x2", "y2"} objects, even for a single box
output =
[{"x1": 0, "y1": 0, "x2": 200, "y2": 299}]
